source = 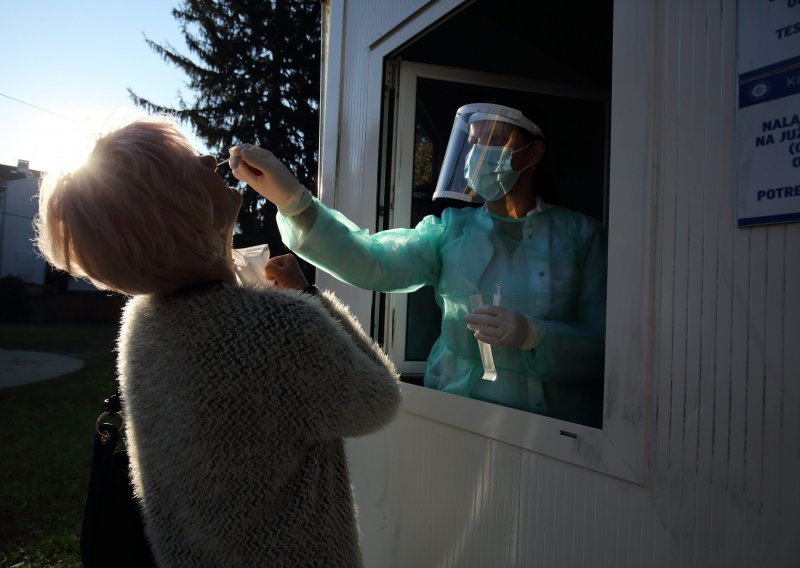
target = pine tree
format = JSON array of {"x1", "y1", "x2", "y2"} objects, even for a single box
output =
[{"x1": 129, "y1": 0, "x2": 321, "y2": 256}]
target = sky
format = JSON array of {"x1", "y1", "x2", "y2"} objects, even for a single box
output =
[{"x1": 0, "y1": 1, "x2": 210, "y2": 173}]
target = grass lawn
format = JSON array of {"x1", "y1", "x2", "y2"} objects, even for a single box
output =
[{"x1": 0, "y1": 323, "x2": 118, "y2": 567}]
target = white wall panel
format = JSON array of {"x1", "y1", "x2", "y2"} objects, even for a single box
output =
[
  {"x1": 327, "y1": 0, "x2": 800, "y2": 566},
  {"x1": 780, "y1": 226, "x2": 800, "y2": 563}
]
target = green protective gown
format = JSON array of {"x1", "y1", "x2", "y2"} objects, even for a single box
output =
[{"x1": 278, "y1": 197, "x2": 607, "y2": 424}]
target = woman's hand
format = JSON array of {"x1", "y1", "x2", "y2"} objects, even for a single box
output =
[{"x1": 264, "y1": 254, "x2": 309, "y2": 290}]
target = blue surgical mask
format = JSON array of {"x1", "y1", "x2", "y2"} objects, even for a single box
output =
[{"x1": 464, "y1": 142, "x2": 533, "y2": 201}]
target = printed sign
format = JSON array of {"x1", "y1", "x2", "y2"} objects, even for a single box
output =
[{"x1": 737, "y1": 0, "x2": 800, "y2": 227}]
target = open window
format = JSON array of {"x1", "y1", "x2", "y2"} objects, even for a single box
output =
[
  {"x1": 382, "y1": 63, "x2": 610, "y2": 379},
  {"x1": 377, "y1": 0, "x2": 612, "y2": 428},
  {"x1": 323, "y1": 0, "x2": 651, "y2": 482}
]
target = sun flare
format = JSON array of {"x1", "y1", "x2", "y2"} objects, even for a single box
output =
[{"x1": 26, "y1": 107, "x2": 150, "y2": 174}]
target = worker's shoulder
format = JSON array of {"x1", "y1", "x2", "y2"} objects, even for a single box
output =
[
  {"x1": 409, "y1": 205, "x2": 476, "y2": 232},
  {"x1": 544, "y1": 205, "x2": 605, "y2": 233},
  {"x1": 438, "y1": 204, "x2": 481, "y2": 224}
]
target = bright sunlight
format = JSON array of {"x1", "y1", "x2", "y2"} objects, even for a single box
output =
[{"x1": 21, "y1": 107, "x2": 150, "y2": 174}]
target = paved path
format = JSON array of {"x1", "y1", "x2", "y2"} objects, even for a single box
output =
[{"x1": 0, "y1": 350, "x2": 85, "y2": 389}]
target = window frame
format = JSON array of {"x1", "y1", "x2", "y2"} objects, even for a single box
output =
[
  {"x1": 321, "y1": 0, "x2": 654, "y2": 483},
  {"x1": 370, "y1": 0, "x2": 656, "y2": 485},
  {"x1": 385, "y1": 61, "x2": 612, "y2": 376}
]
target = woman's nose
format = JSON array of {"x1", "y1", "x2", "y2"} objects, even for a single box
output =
[{"x1": 199, "y1": 155, "x2": 218, "y2": 171}]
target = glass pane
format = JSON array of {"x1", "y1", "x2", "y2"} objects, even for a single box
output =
[
  {"x1": 405, "y1": 119, "x2": 443, "y2": 361},
  {"x1": 400, "y1": 76, "x2": 608, "y2": 427}
]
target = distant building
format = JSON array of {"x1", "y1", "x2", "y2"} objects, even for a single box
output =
[
  {"x1": 0, "y1": 159, "x2": 118, "y2": 324},
  {"x1": 0, "y1": 160, "x2": 44, "y2": 284},
  {"x1": 0, "y1": 159, "x2": 97, "y2": 292}
]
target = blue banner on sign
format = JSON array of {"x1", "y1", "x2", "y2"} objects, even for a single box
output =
[
  {"x1": 737, "y1": 211, "x2": 800, "y2": 227},
  {"x1": 739, "y1": 54, "x2": 800, "y2": 109}
]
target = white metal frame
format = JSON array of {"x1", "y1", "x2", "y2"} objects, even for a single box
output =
[{"x1": 321, "y1": 0, "x2": 654, "y2": 484}]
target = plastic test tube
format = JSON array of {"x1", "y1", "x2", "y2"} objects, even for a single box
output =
[
  {"x1": 493, "y1": 282, "x2": 503, "y2": 307},
  {"x1": 470, "y1": 287, "x2": 498, "y2": 382}
]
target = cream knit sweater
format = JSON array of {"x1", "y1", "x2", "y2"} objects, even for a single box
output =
[{"x1": 117, "y1": 282, "x2": 401, "y2": 567}]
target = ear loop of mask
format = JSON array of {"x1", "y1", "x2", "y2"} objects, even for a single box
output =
[
  {"x1": 510, "y1": 140, "x2": 534, "y2": 160},
  {"x1": 510, "y1": 141, "x2": 538, "y2": 176},
  {"x1": 465, "y1": 140, "x2": 537, "y2": 199}
]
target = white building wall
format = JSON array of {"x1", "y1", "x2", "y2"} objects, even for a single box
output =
[
  {"x1": 320, "y1": 1, "x2": 800, "y2": 566},
  {"x1": 0, "y1": 167, "x2": 44, "y2": 284}
]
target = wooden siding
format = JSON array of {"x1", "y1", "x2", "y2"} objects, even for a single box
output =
[{"x1": 322, "y1": 0, "x2": 800, "y2": 566}]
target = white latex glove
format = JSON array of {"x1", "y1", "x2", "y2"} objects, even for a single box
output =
[
  {"x1": 464, "y1": 305, "x2": 545, "y2": 350},
  {"x1": 228, "y1": 144, "x2": 312, "y2": 216}
]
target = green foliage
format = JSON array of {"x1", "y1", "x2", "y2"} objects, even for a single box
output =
[
  {"x1": 129, "y1": 0, "x2": 321, "y2": 255},
  {"x1": 0, "y1": 324, "x2": 118, "y2": 567}
]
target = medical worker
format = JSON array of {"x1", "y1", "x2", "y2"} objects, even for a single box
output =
[{"x1": 230, "y1": 103, "x2": 607, "y2": 425}]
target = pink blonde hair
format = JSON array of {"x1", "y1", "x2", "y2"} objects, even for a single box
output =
[{"x1": 36, "y1": 116, "x2": 228, "y2": 295}]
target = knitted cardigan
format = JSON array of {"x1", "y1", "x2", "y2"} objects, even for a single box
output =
[{"x1": 117, "y1": 282, "x2": 401, "y2": 567}]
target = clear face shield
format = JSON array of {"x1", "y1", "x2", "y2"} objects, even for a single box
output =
[{"x1": 432, "y1": 103, "x2": 544, "y2": 203}]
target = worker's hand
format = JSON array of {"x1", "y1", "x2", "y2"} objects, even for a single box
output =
[
  {"x1": 264, "y1": 254, "x2": 309, "y2": 290},
  {"x1": 228, "y1": 144, "x2": 311, "y2": 216},
  {"x1": 464, "y1": 305, "x2": 544, "y2": 350}
]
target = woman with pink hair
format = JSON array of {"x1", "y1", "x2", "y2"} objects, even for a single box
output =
[{"x1": 36, "y1": 115, "x2": 401, "y2": 567}]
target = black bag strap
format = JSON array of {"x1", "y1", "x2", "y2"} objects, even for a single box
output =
[
  {"x1": 94, "y1": 388, "x2": 123, "y2": 447},
  {"x1": 81, "y1": 387, "x2": 156, "y2": 567},
  {"x1": 103, "y1": 390, "x2": 123, "y2": 415}
]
